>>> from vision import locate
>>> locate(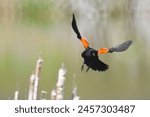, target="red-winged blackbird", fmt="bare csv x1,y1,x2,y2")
72,14,133,72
